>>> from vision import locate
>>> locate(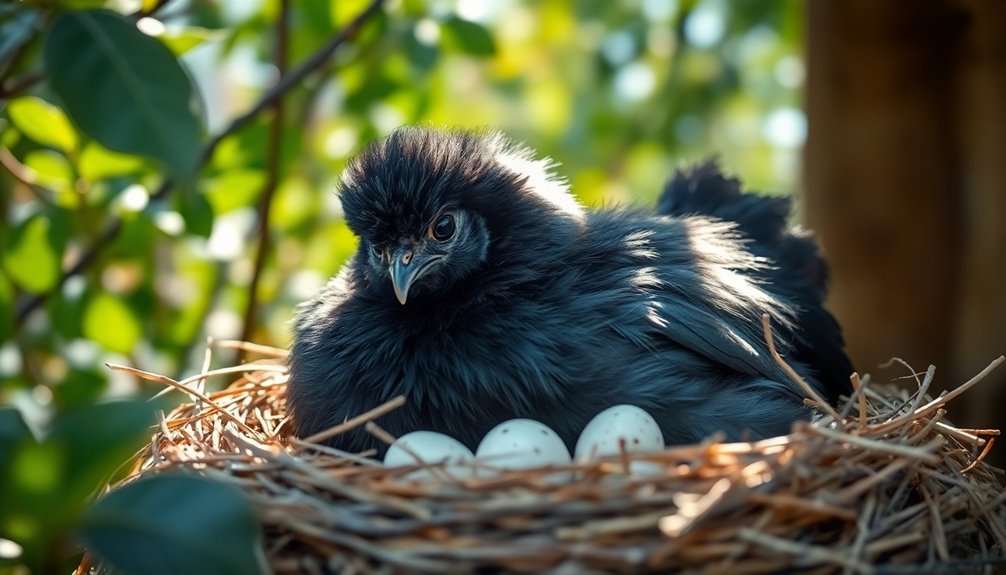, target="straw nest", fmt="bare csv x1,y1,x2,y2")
86,321,1005,574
